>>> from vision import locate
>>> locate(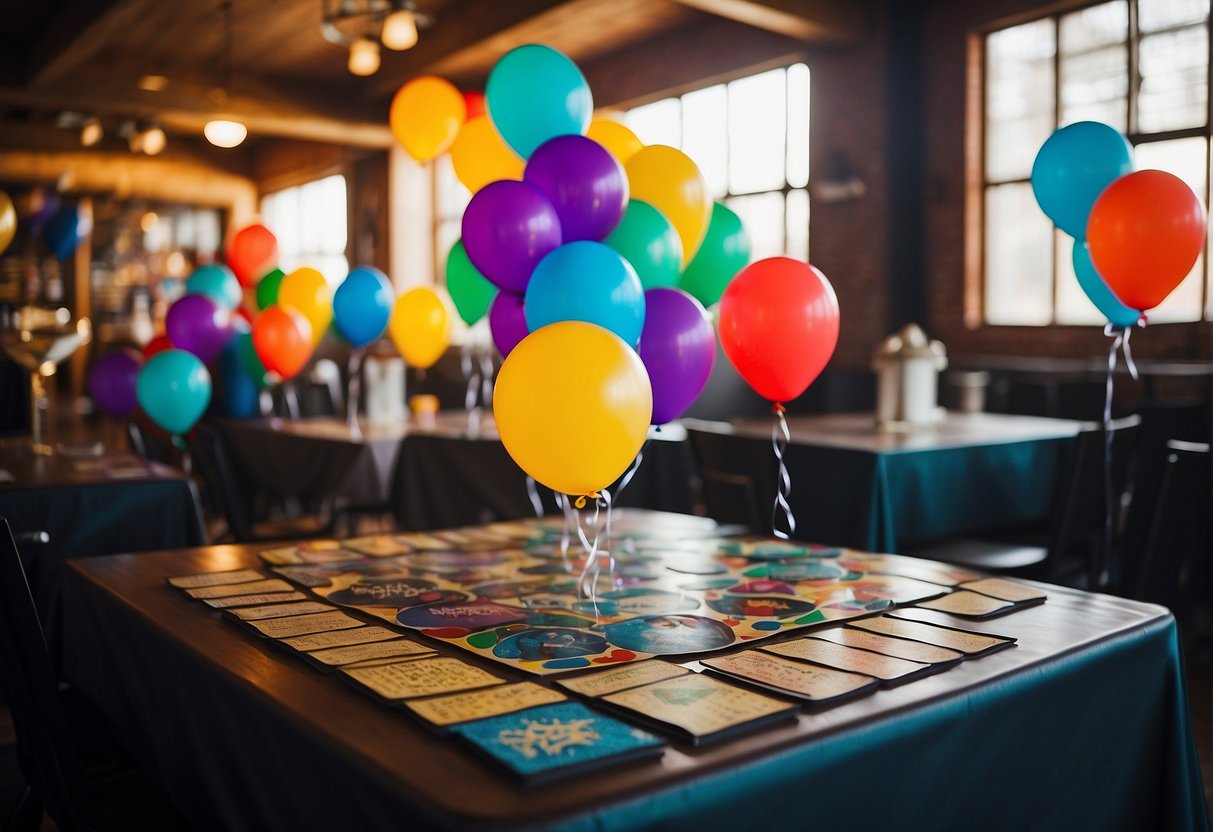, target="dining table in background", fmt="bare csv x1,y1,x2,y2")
709,411,1085,552
59,522,1206,831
